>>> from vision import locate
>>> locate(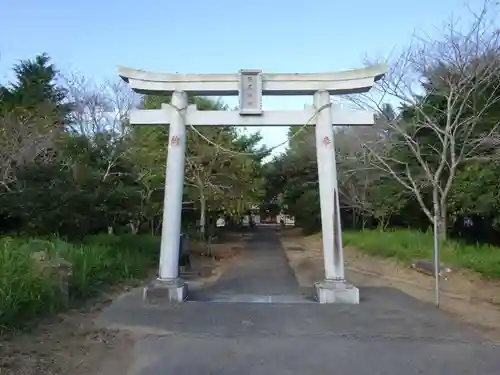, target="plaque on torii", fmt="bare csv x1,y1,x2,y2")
118,65,386,304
